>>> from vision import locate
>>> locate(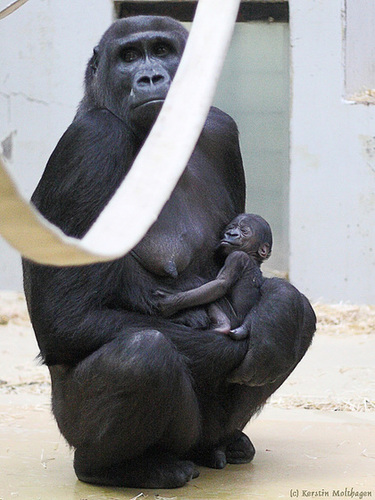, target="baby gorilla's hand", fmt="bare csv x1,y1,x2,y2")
154,290,182,317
